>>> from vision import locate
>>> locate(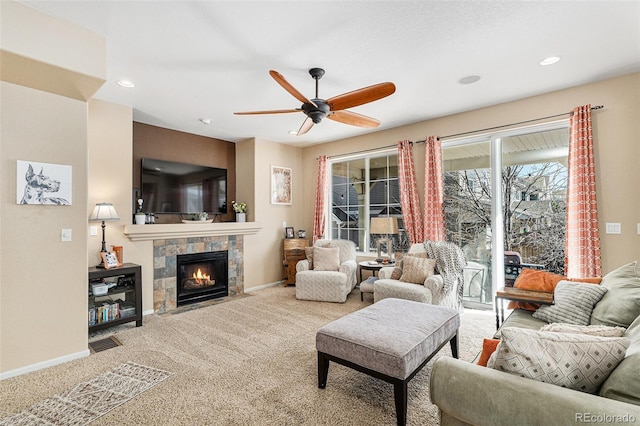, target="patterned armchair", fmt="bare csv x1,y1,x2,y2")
295,239,357,303
375,241,466,310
